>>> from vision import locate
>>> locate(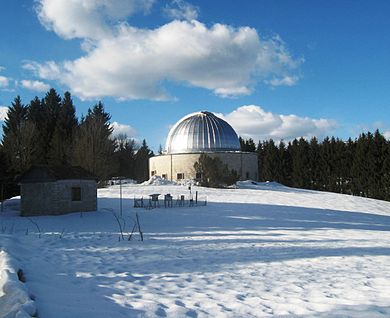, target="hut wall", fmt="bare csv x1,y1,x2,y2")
21,179,97,216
